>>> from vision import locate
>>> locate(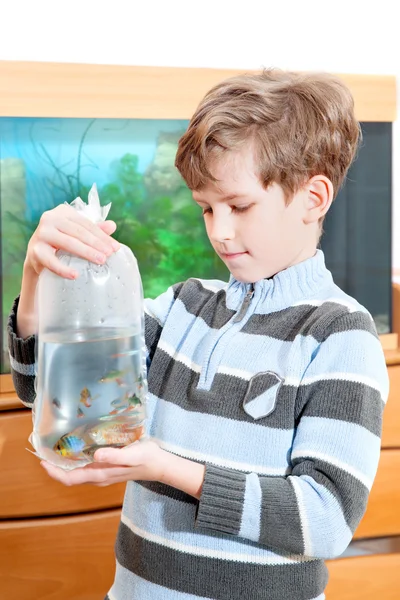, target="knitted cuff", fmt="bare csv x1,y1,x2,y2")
196,464,246,536
7,296,36,365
